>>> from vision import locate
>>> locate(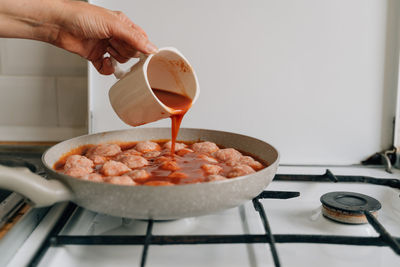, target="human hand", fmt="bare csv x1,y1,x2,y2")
51,1,157,75
0,0,157,75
